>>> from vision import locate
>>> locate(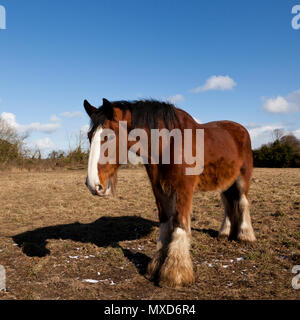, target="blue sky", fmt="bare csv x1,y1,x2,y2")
0,0,300,154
